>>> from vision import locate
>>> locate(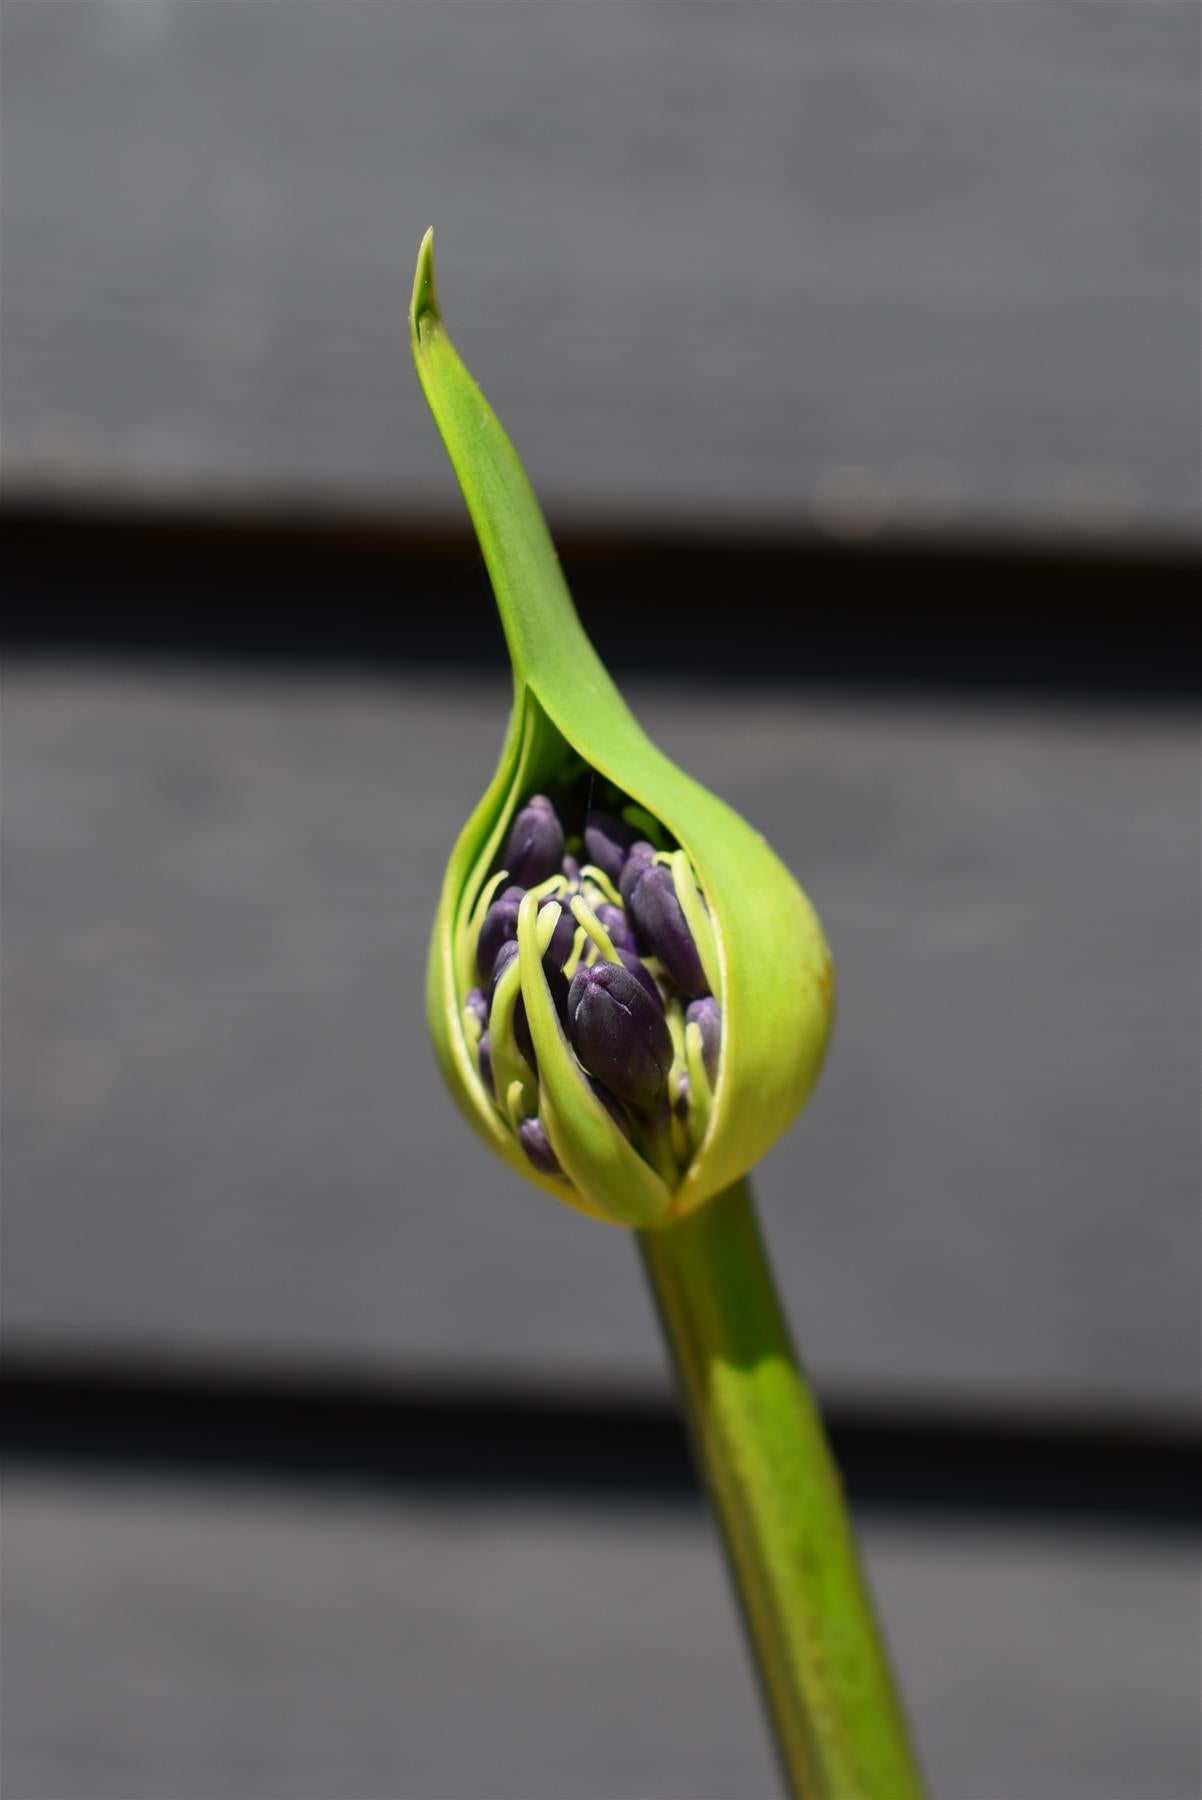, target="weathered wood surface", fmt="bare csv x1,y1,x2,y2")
5,664,1197,1408
2,3,1198,537
6,1474,1198,1799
